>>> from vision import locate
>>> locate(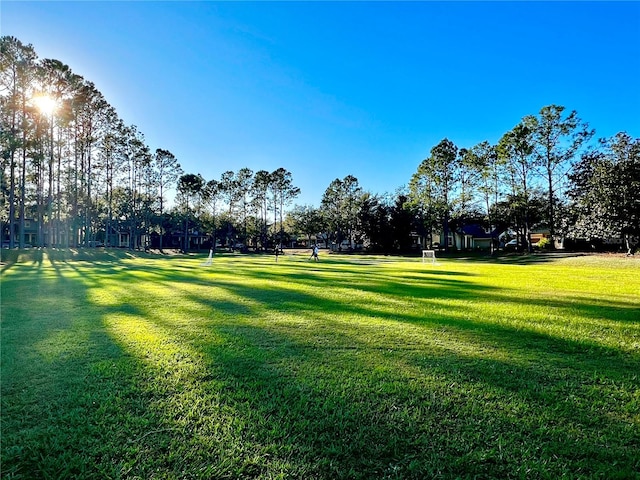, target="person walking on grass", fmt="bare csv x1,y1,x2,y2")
309,244,319,262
